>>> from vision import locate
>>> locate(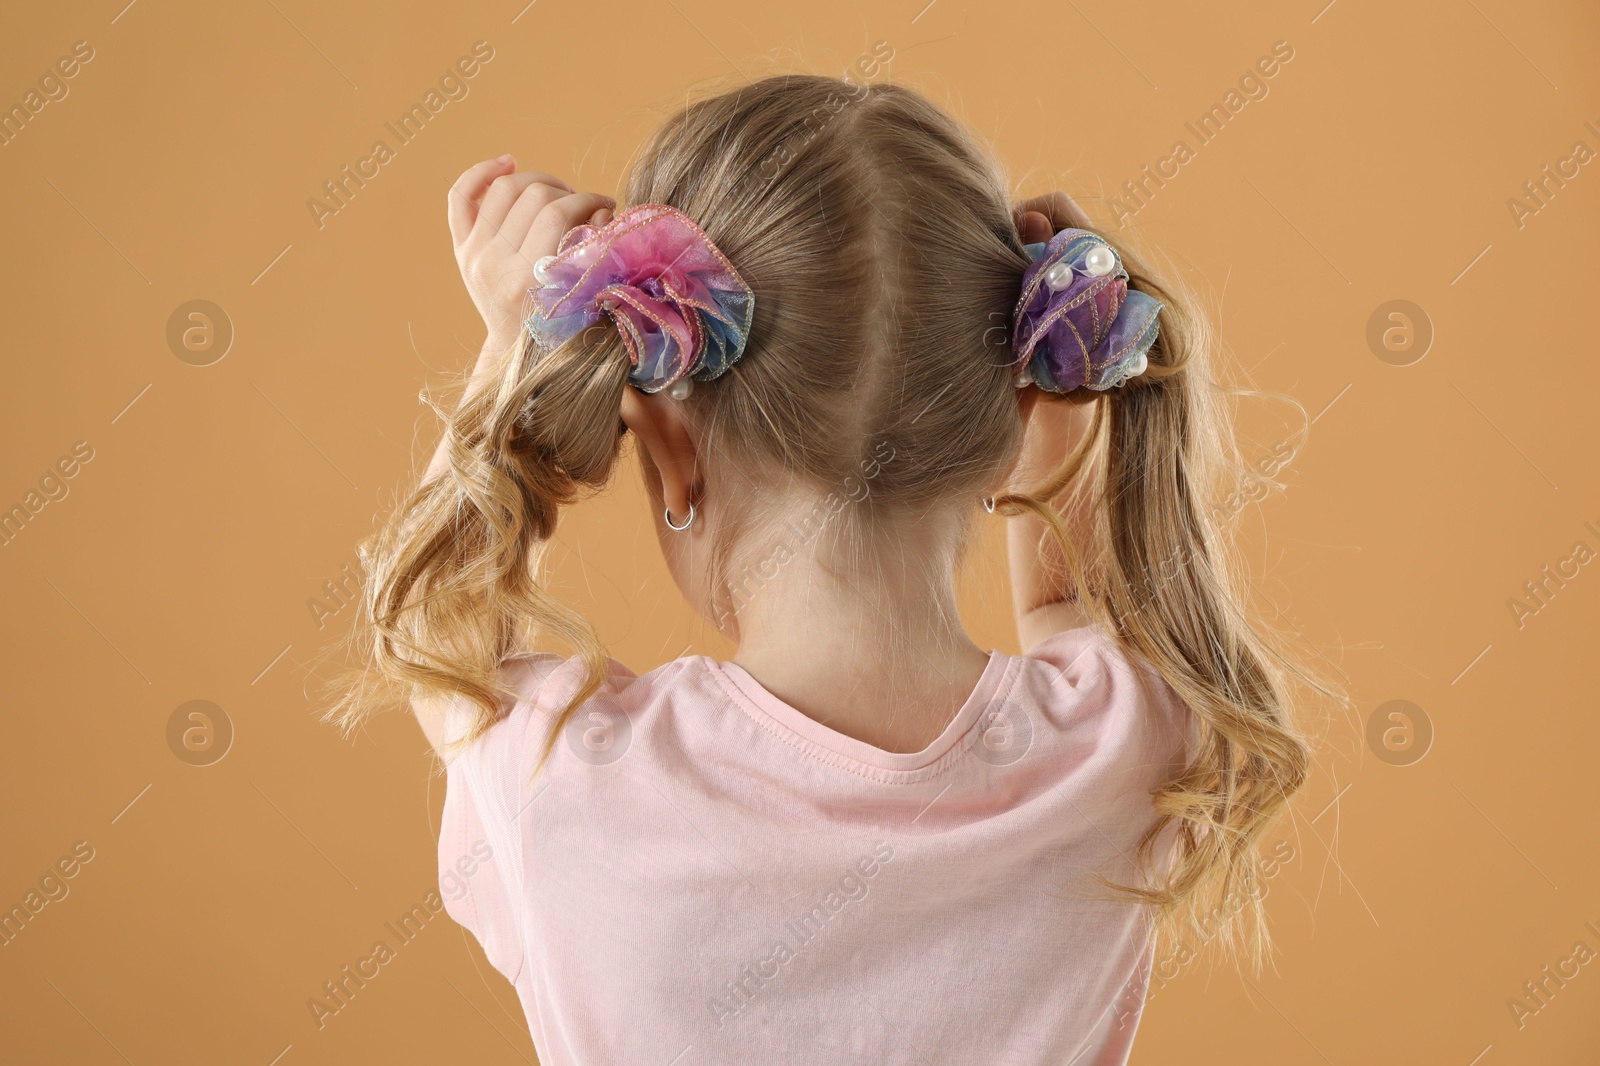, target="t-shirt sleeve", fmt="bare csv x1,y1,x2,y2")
436,653,574,983
1025,622,1199,771
1024,623,1199,905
